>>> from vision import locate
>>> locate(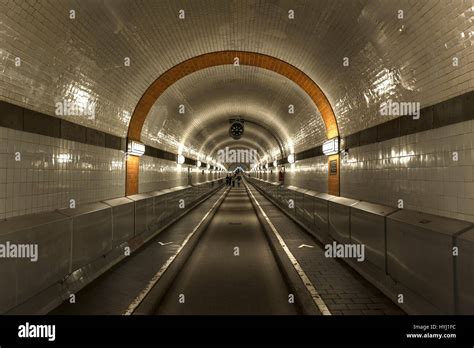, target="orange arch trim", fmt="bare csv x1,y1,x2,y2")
126,51,340,196
128,51,338,140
